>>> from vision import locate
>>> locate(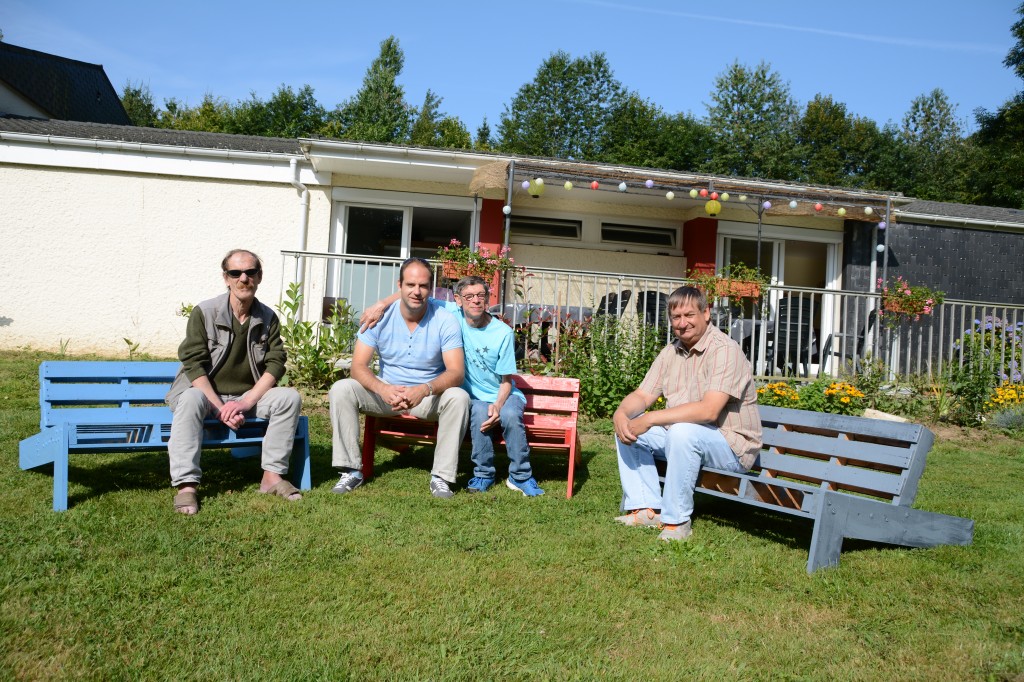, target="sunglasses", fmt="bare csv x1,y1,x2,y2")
224,268,261,279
